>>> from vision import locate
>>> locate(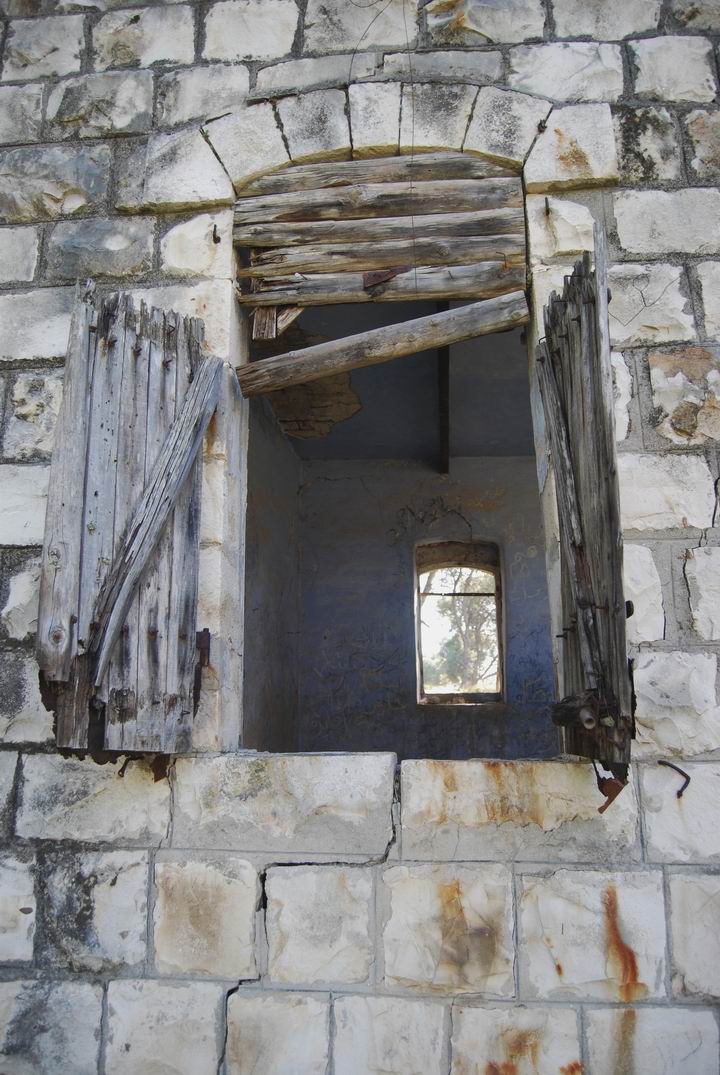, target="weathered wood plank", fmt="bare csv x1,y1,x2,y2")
252,306,278,339
237,261,526,307
238,291,529,397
